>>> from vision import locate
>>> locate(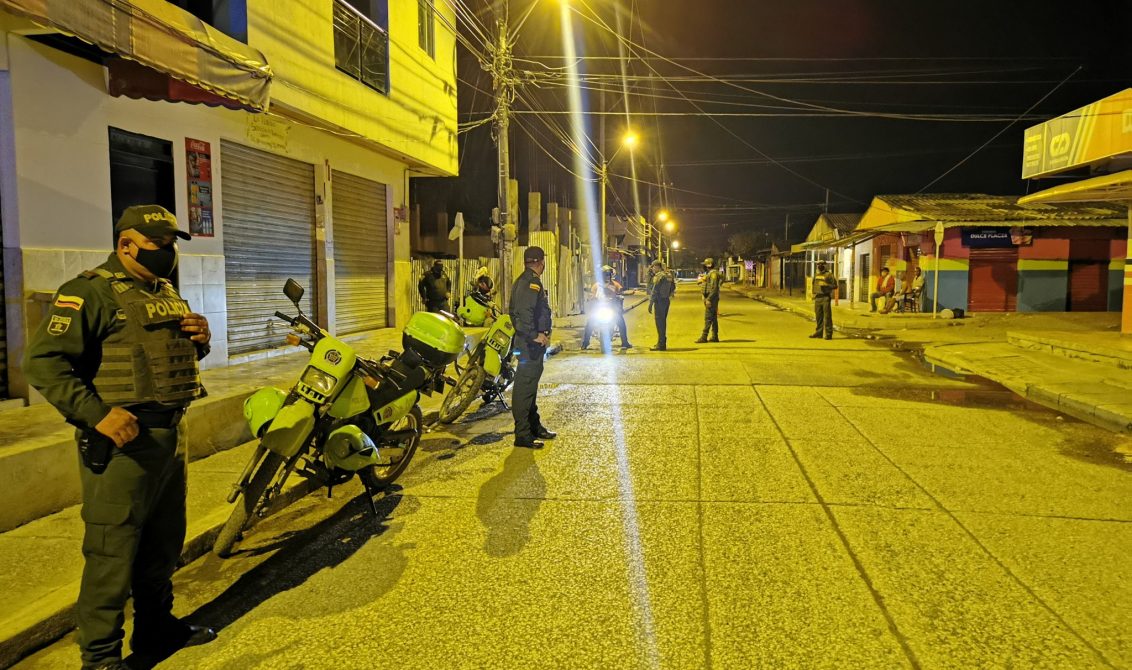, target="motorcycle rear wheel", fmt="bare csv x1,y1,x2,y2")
360,406,423,488
438,364,486,423
214,451,285,558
